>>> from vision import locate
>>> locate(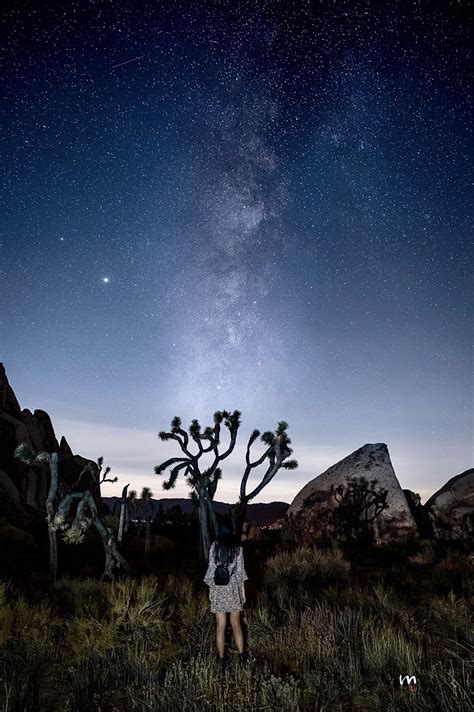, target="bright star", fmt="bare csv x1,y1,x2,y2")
102,277,109,283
